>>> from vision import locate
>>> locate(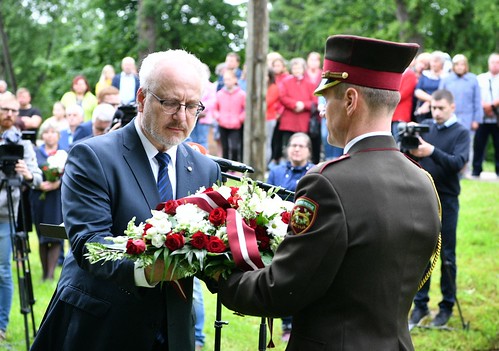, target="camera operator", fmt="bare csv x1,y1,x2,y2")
0,93,42,341
408,89,470,329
